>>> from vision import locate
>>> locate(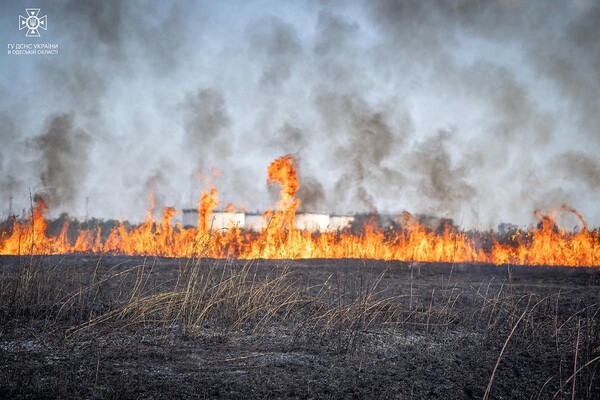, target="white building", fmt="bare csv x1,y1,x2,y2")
181,208,356,232
181,209,245,230
245,213,268,231
211,211,245,231
294,213,330,232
